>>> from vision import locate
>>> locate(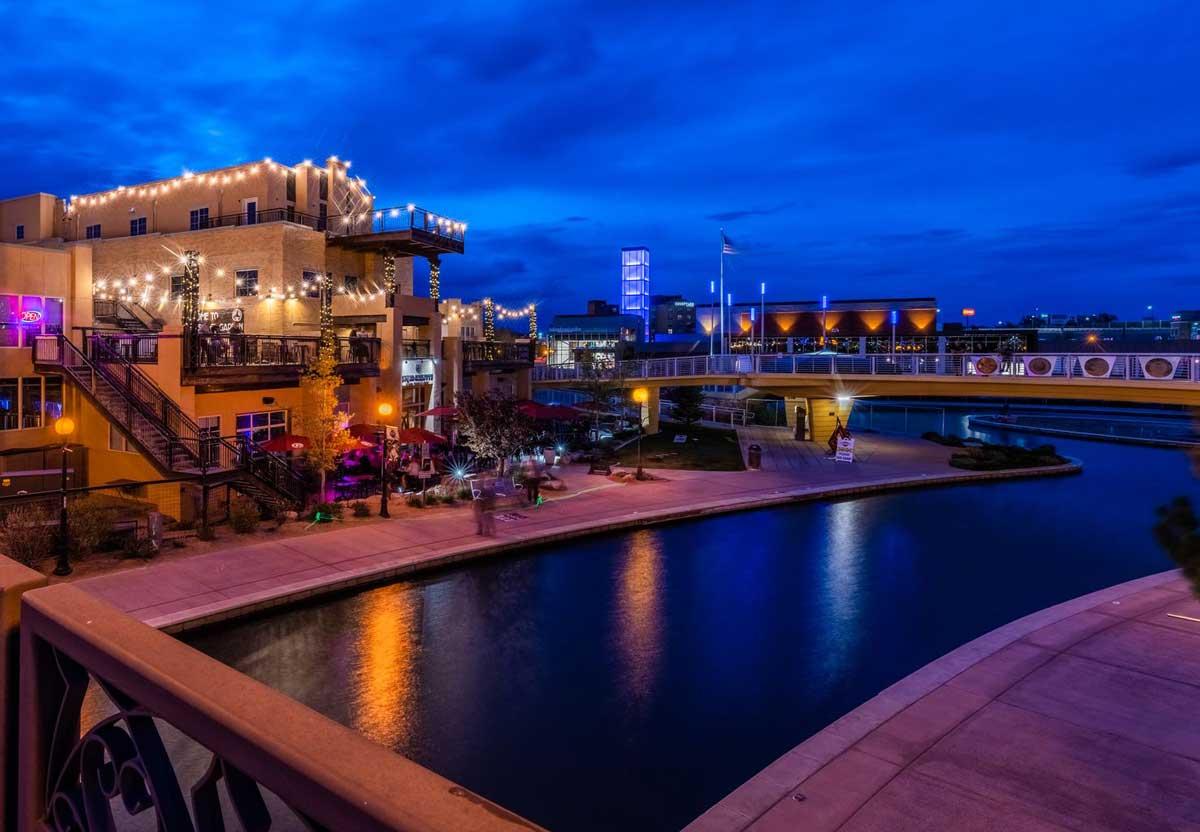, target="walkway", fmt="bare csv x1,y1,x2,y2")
71,433,1075,631
686,569,1198,832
